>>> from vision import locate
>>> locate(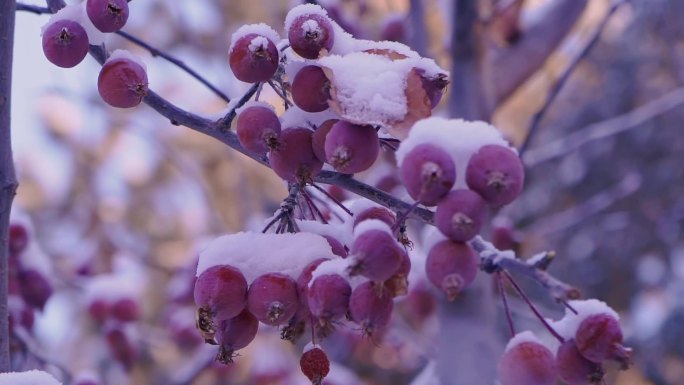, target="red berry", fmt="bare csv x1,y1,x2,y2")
556,339,604,385
194,265,248,329
269,128,323,183
575,313,628,365
111,297,139,323
215,309,259,364
8,224,29,256
247,273,299,326
288,11,335,59
434,189,487,242
466,145,524,207
291,66,331,113
425,240,478,300
98,56,148,108
324,121,379,174
229,31,279,83
300,346,330,385
350,229,403,282
236,105,281,154
399,143,456,206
